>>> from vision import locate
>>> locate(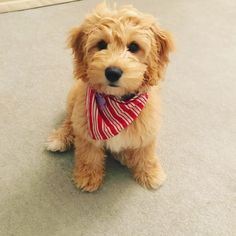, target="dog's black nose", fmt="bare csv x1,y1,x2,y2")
105,67,123,83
